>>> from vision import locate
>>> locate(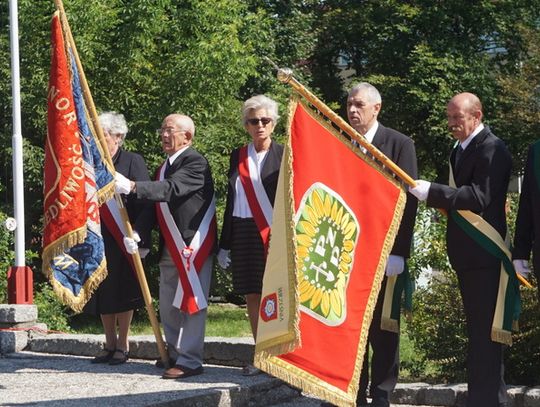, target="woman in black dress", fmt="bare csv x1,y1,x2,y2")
217,95,283,375
84,112,151,365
